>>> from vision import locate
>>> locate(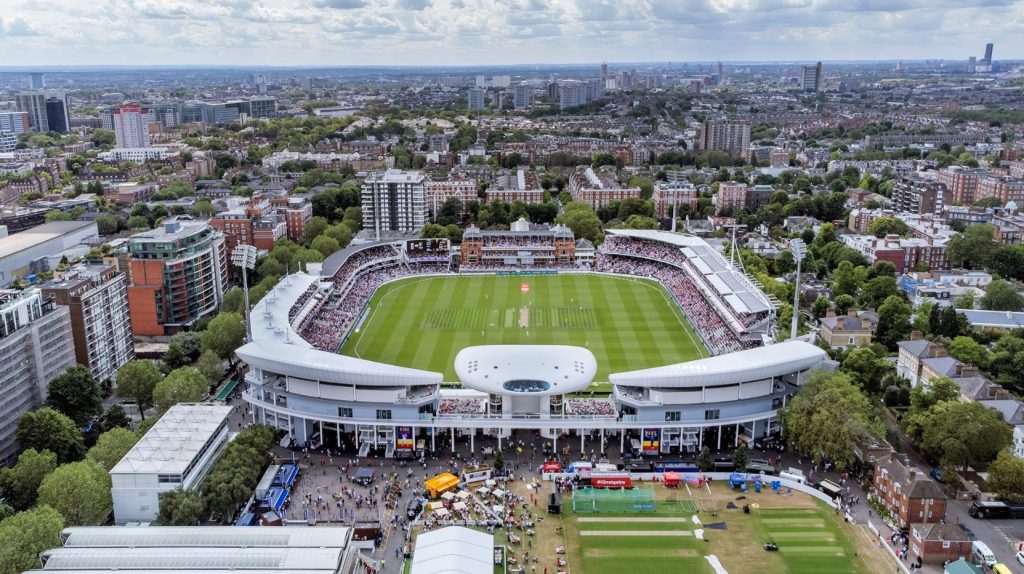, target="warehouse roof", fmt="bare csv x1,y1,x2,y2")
109,404,232,476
